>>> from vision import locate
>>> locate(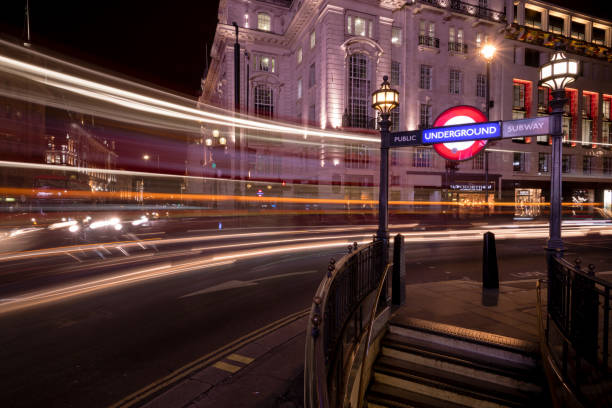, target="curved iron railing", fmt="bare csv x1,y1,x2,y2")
304,239,387,408
538,257,612,407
